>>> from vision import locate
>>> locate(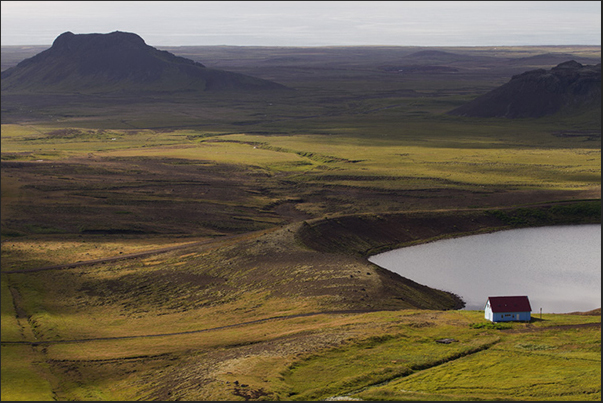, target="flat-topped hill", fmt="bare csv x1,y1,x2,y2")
0,31,289,94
